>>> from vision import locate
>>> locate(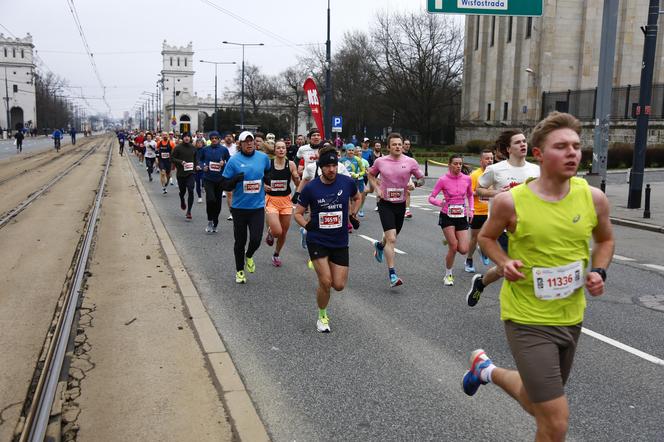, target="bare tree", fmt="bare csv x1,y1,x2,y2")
35,71,72,130
273,65,308,136
228,63,275,115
